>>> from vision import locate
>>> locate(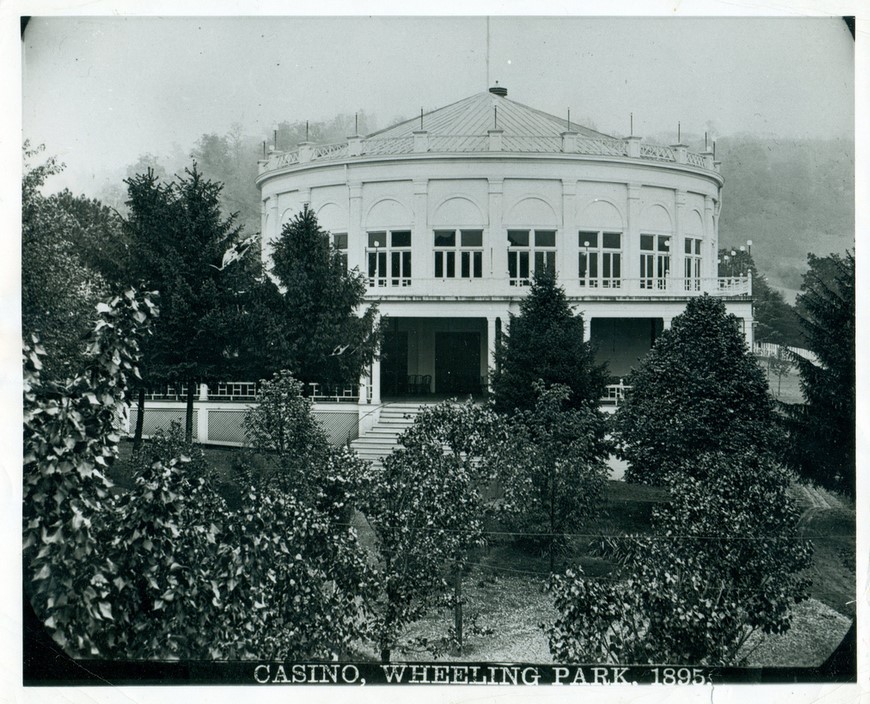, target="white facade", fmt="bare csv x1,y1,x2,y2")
256,88,752,405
